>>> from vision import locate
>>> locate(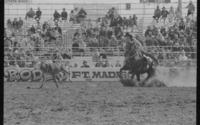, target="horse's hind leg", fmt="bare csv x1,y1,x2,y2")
144,68,155,83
